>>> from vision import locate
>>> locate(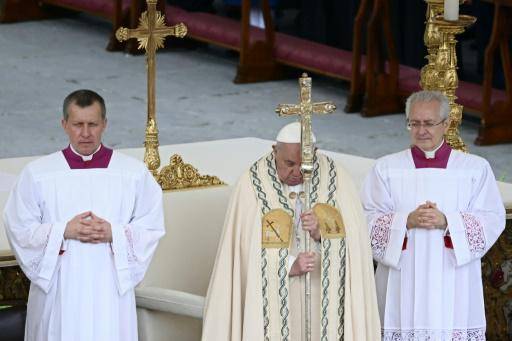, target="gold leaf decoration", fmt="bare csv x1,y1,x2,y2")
158,155,225,191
